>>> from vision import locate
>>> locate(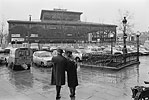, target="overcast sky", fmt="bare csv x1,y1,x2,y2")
0,0,149,32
